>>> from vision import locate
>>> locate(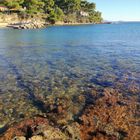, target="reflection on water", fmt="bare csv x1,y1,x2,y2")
0,23,140,138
